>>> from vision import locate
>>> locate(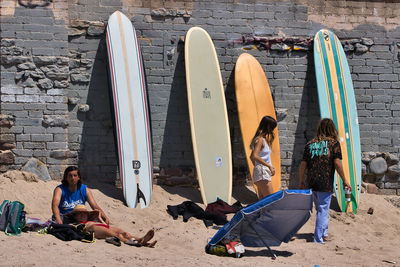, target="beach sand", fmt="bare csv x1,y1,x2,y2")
0,173,399,267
